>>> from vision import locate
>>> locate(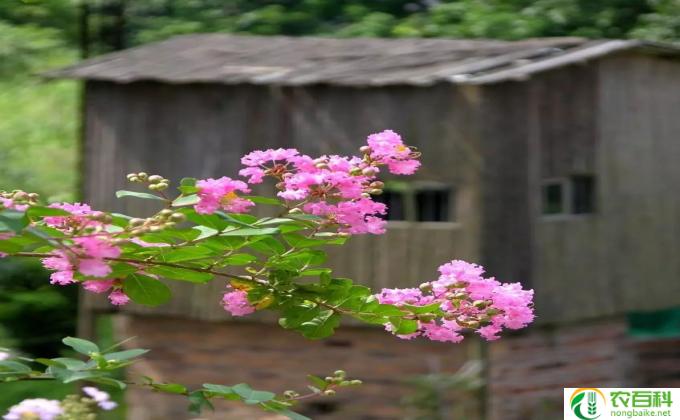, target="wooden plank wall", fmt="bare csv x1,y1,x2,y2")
531,55,680,322
81,82,484,320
